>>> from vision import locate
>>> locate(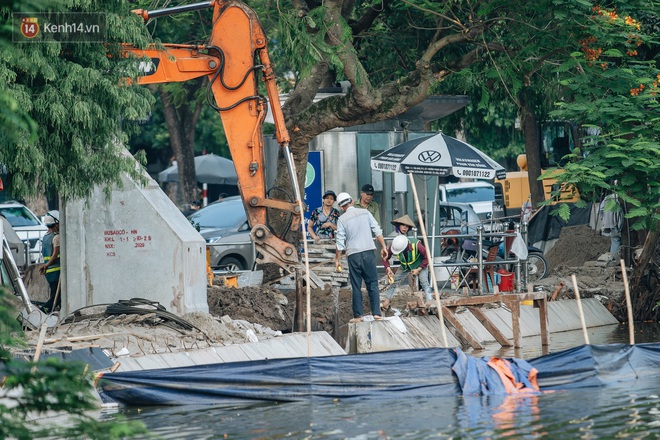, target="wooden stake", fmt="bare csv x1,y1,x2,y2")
290,153,312,356
33,323,48,362
49,276,62,317
31,323,49,373
620,259,635,345
44,332,127,344
409,173,448,348
570,274,590,345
